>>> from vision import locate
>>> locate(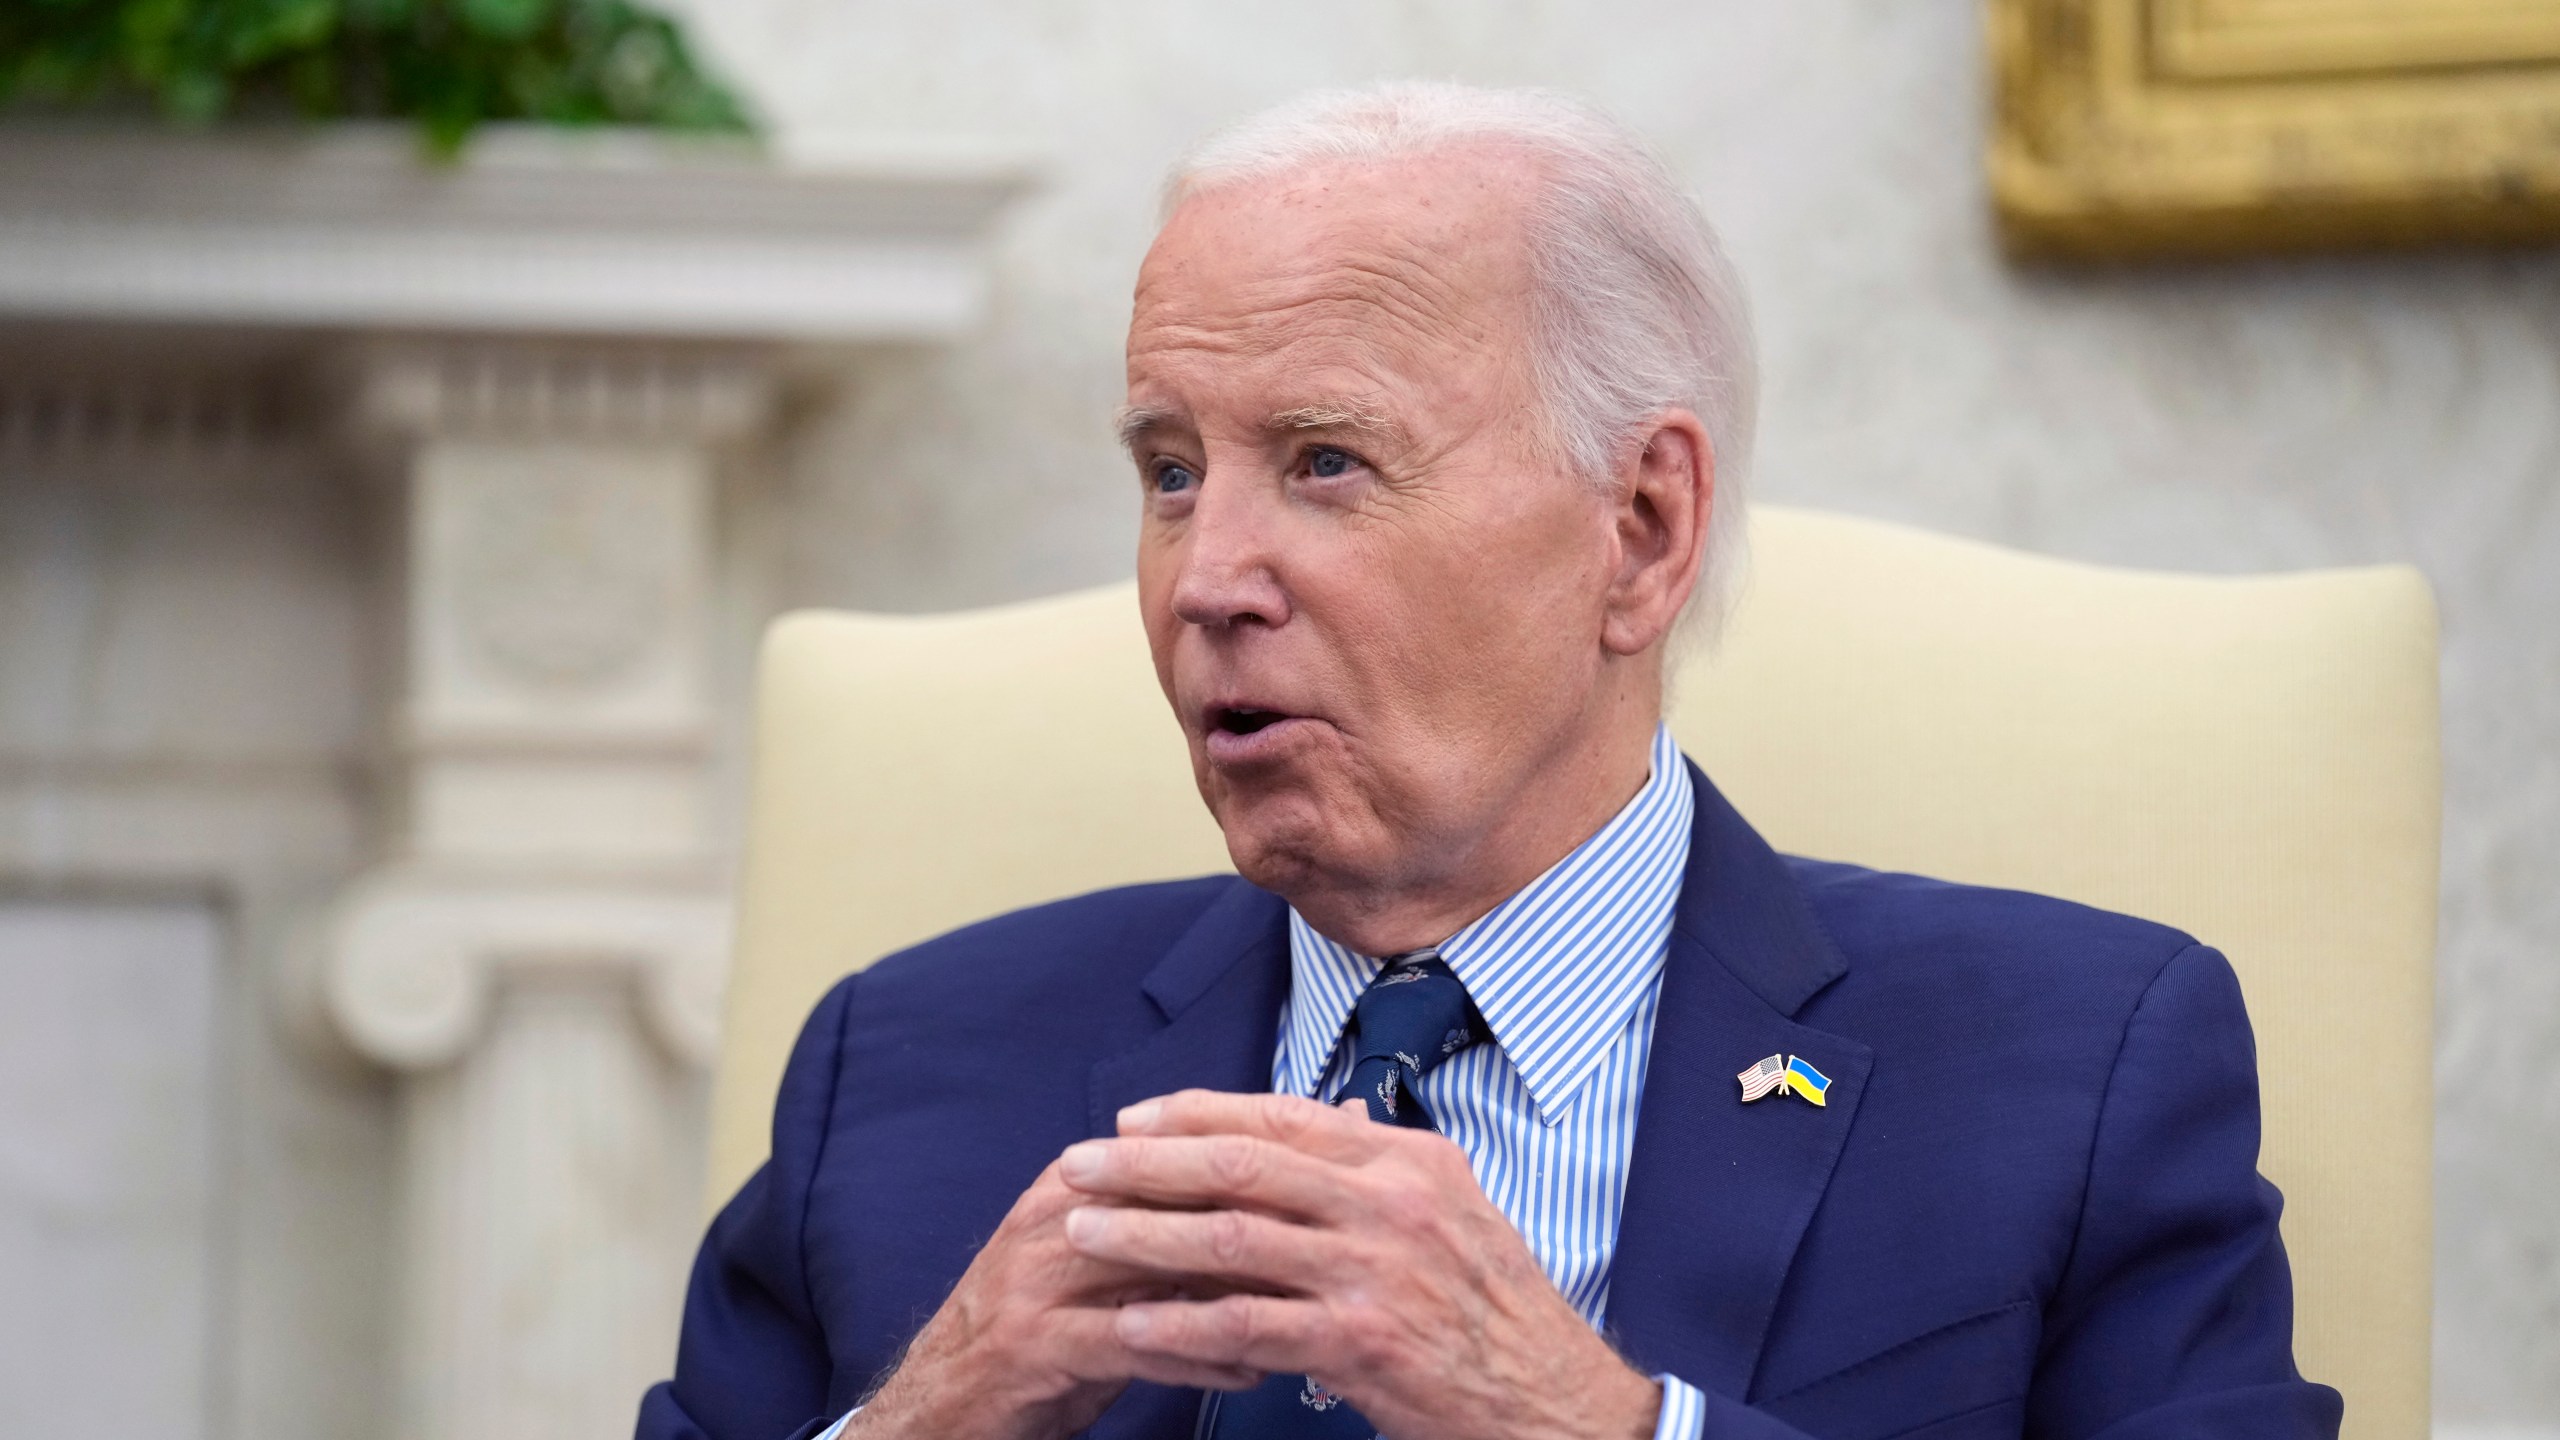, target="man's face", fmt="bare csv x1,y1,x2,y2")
1125,149,1626,907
